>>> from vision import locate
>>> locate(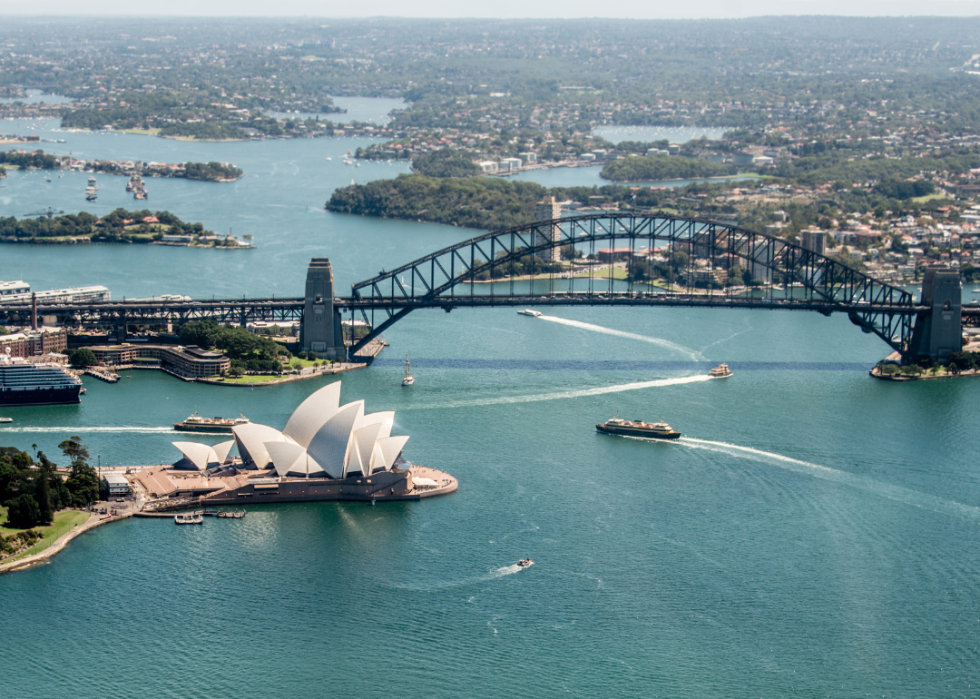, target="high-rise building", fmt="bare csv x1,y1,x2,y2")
801,230,827,256
534,197,562,263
